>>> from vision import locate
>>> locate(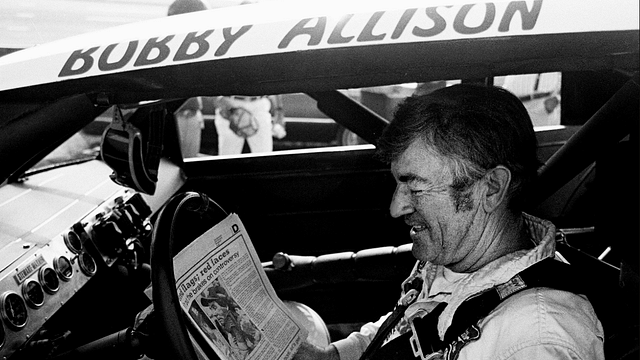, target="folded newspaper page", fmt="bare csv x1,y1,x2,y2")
173,213,307,360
